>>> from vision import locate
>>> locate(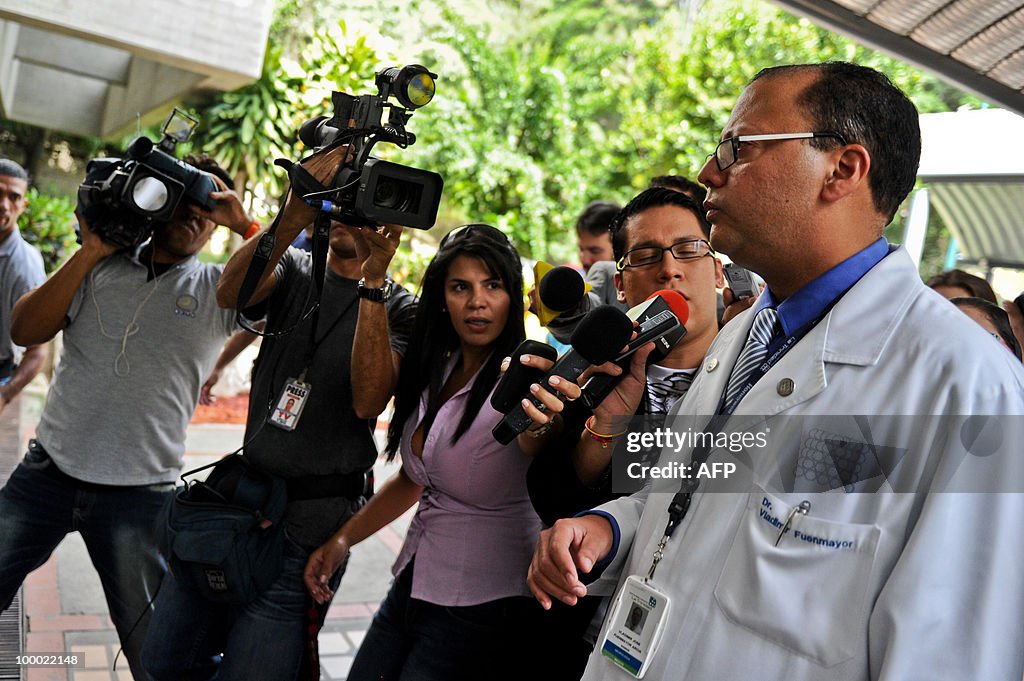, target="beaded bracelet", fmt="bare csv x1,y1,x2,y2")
584,415,627,448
